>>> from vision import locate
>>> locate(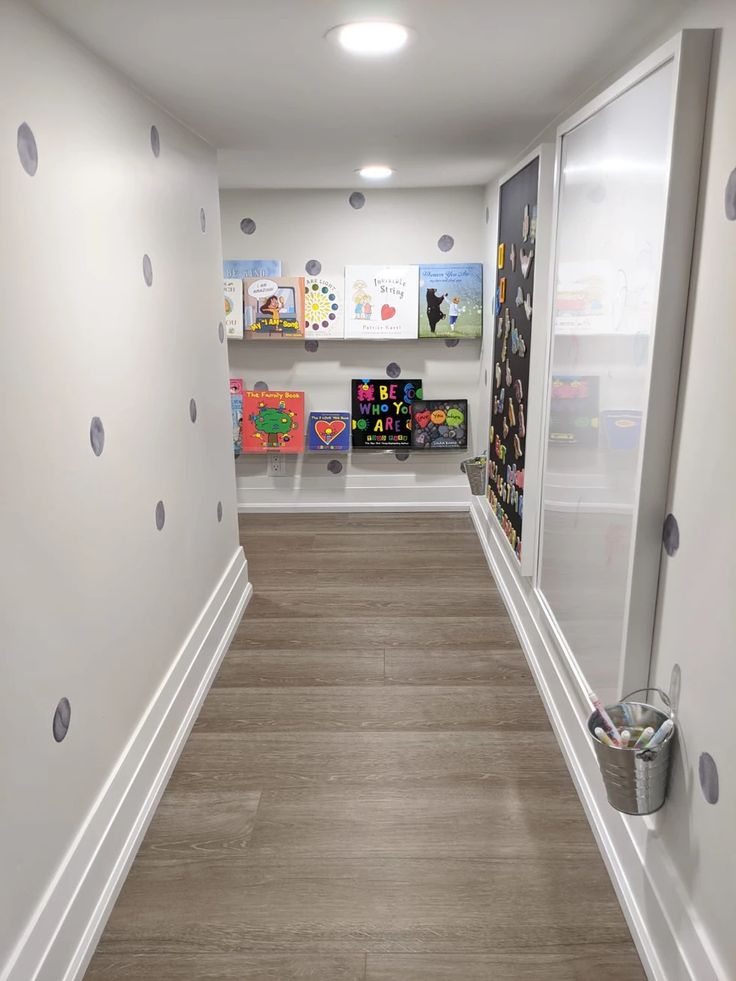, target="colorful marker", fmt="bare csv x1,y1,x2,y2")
594,726,615,748
588,691,622,745
645,719,674,750
620,730,631,748
633,726,654,749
